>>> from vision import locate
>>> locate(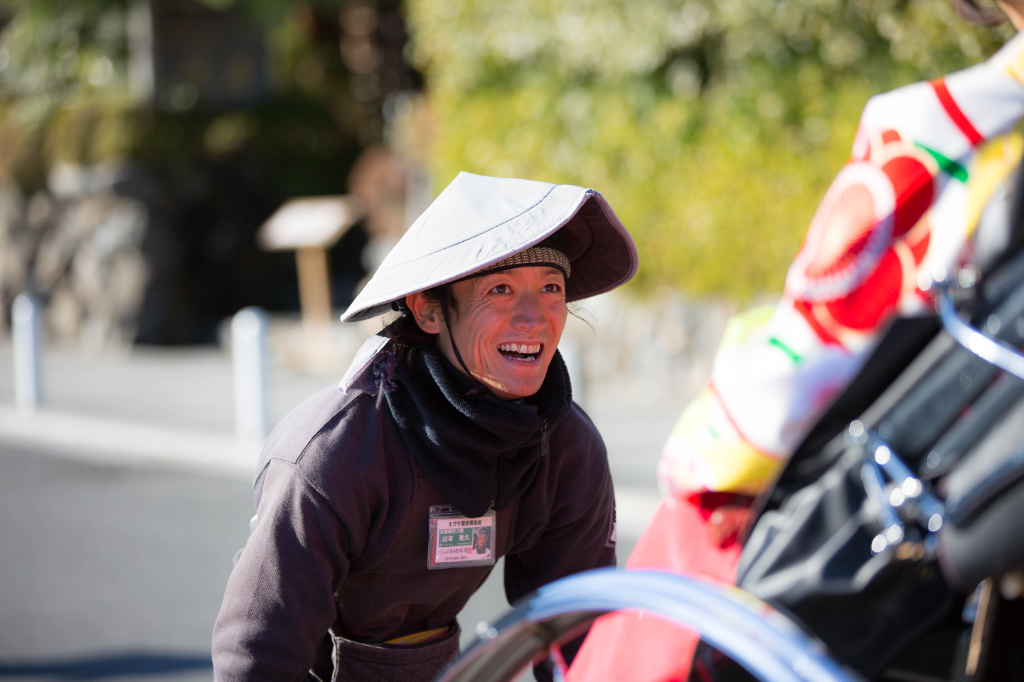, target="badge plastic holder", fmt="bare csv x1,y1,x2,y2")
427,505,496,570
